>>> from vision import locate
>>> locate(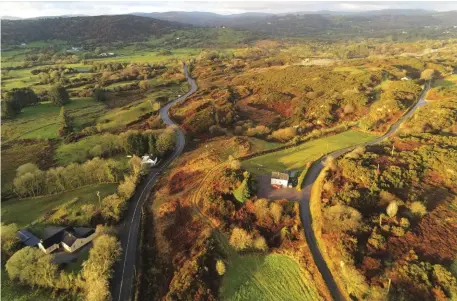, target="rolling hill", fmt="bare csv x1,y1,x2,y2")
1,15,189,46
